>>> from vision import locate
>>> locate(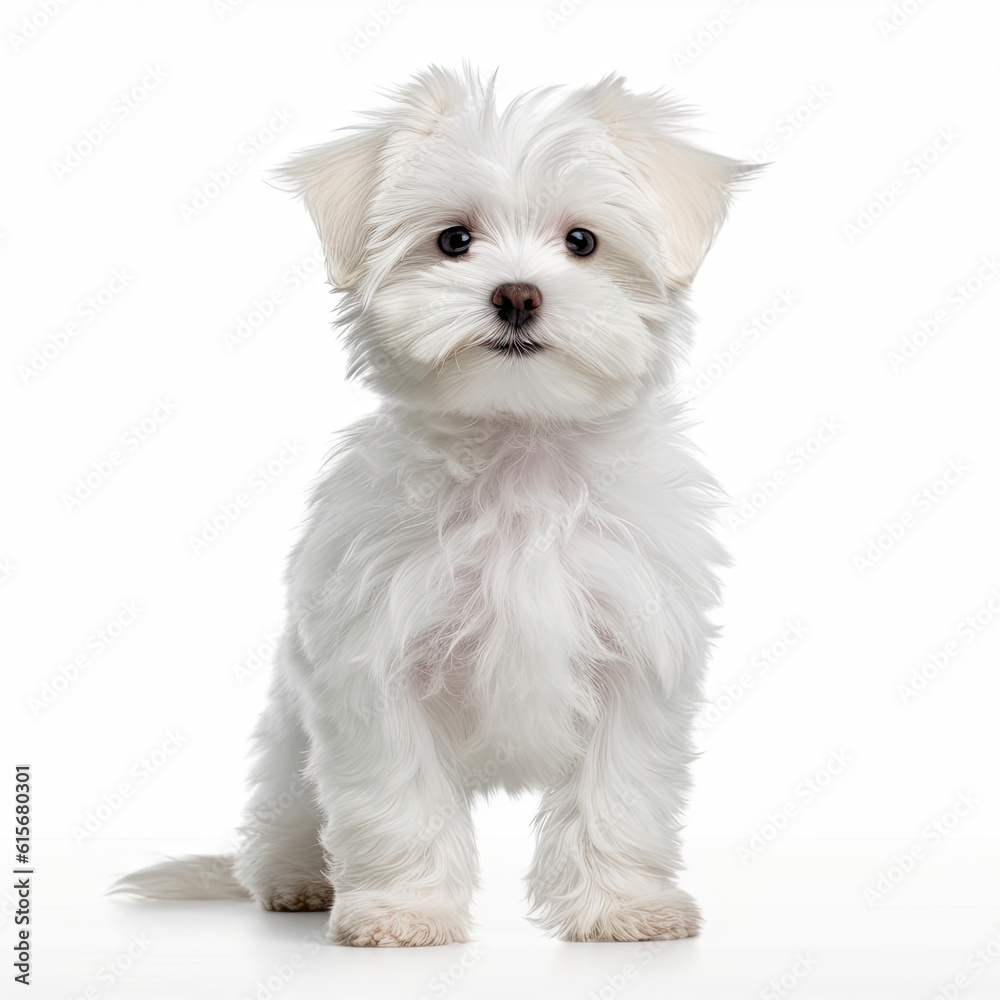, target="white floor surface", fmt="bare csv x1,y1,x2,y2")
21,836,1000,1000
